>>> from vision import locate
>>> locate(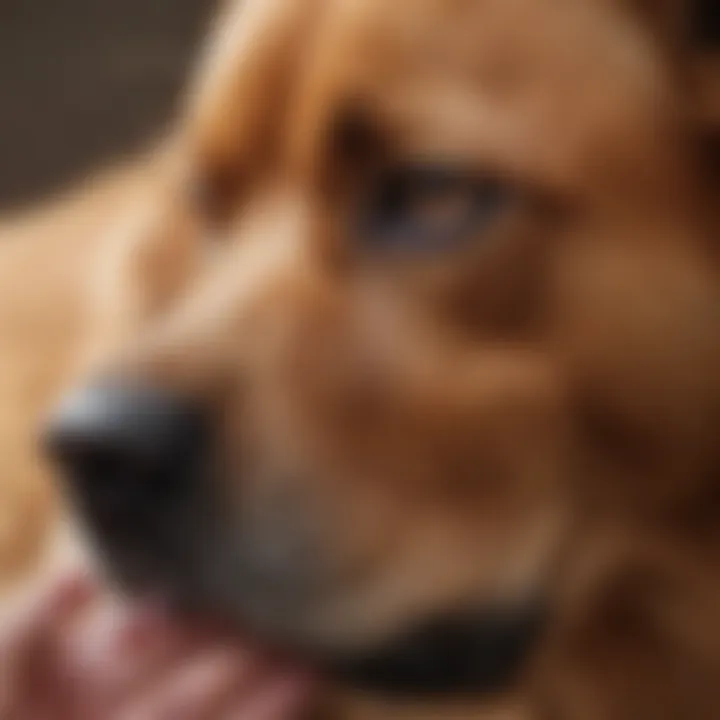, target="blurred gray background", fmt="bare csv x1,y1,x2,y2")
0,0,215,209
